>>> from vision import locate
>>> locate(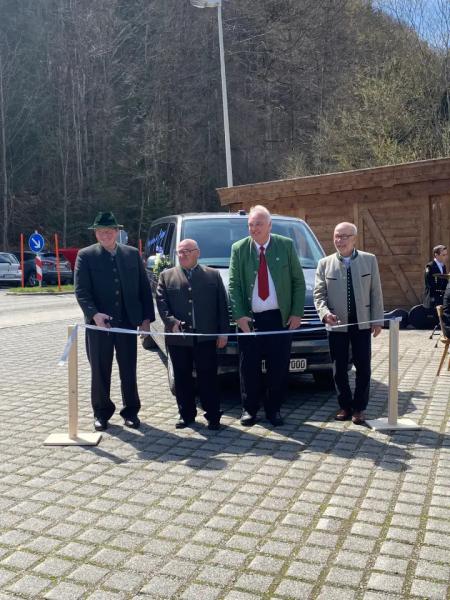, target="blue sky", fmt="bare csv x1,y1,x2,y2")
375,0,450,48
